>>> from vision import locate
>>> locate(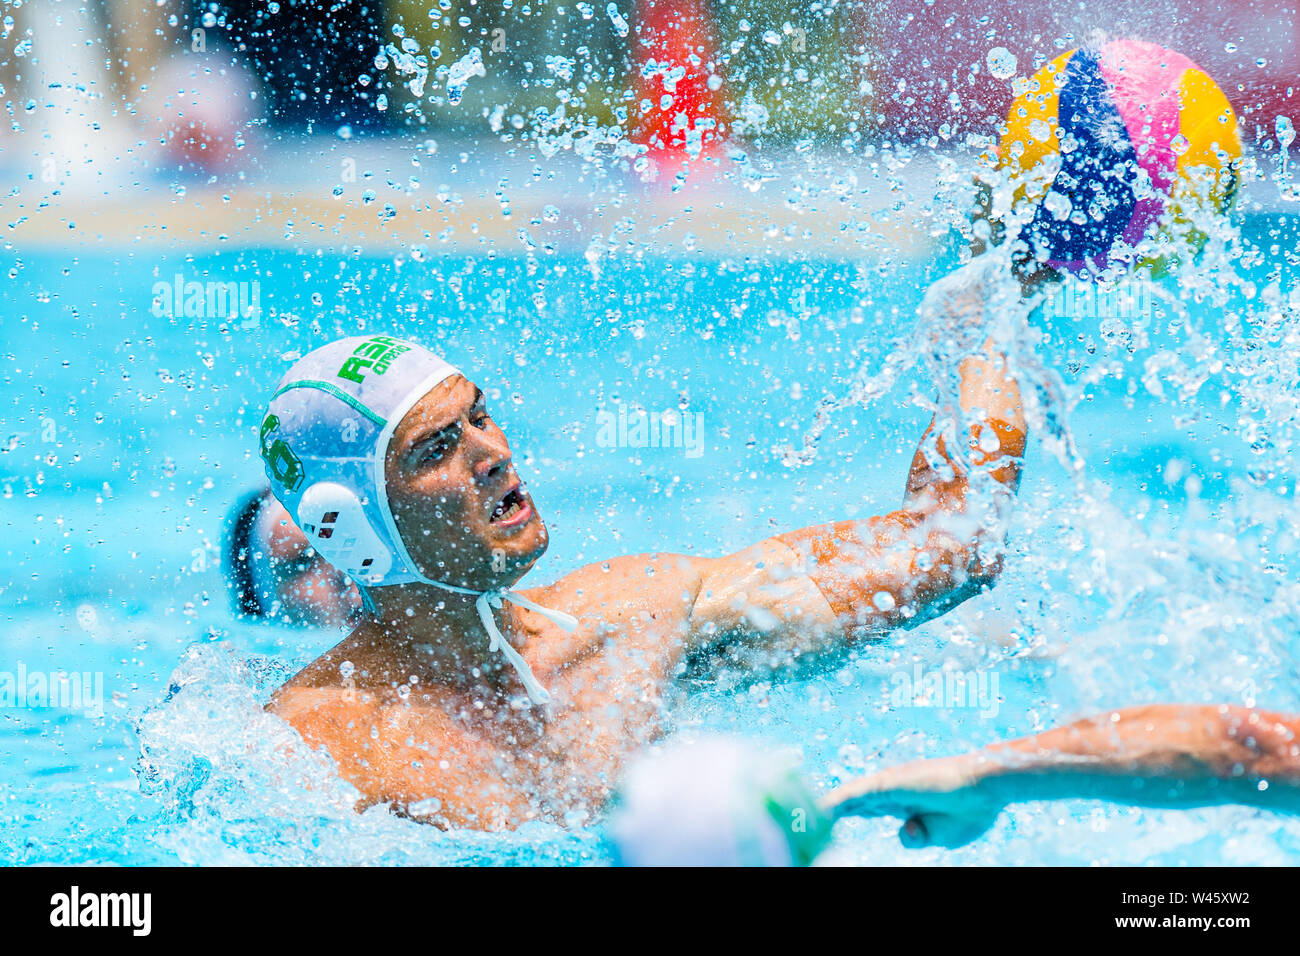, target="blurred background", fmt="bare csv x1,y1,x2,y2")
0,0,1295,199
